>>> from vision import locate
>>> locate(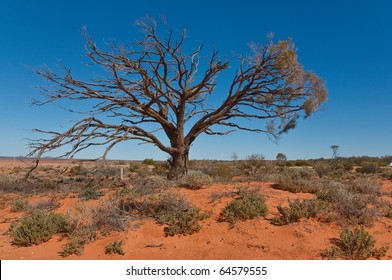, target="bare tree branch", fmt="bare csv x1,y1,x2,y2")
27,17,327,179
